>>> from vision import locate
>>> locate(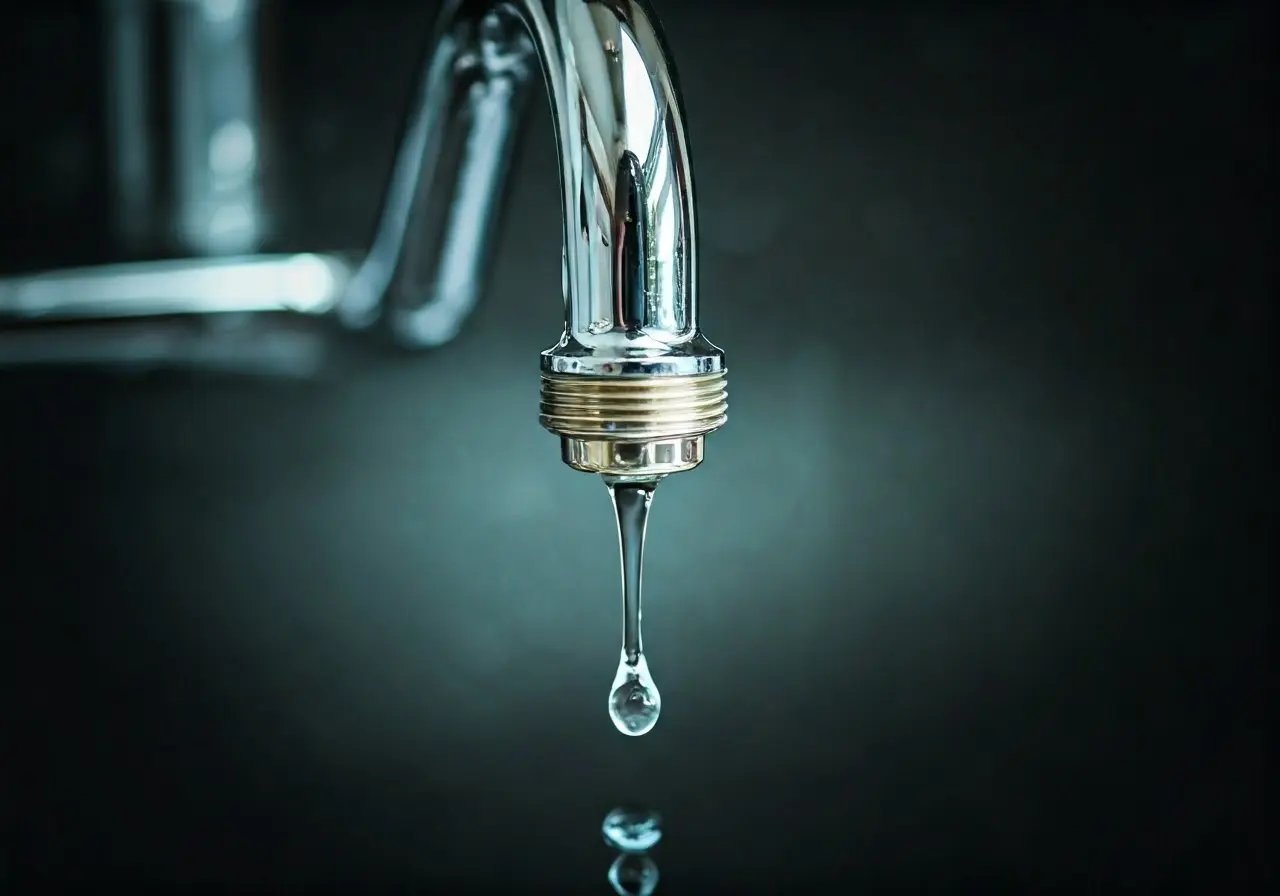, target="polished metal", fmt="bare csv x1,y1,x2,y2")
1,0,728,478
347,0,728,477
103,0,267,255
0,254,346,320
104,0,154,249
167,0,267,255
542,371,726,476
